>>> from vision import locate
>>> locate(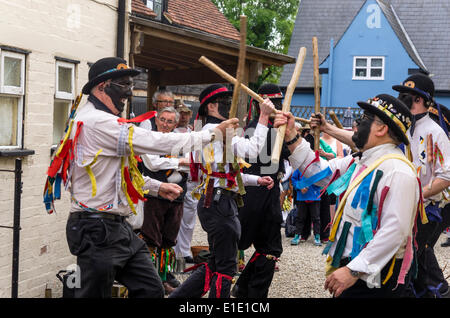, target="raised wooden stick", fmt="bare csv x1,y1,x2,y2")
271,46,307,164
295,117,310,124
199,55,309,123
229,15,247,119
312,37,321,151
328,110,343,129
199,56,264,104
